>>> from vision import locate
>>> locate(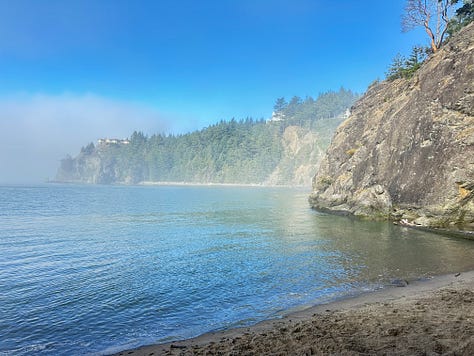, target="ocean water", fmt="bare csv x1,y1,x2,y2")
1,184,474,355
